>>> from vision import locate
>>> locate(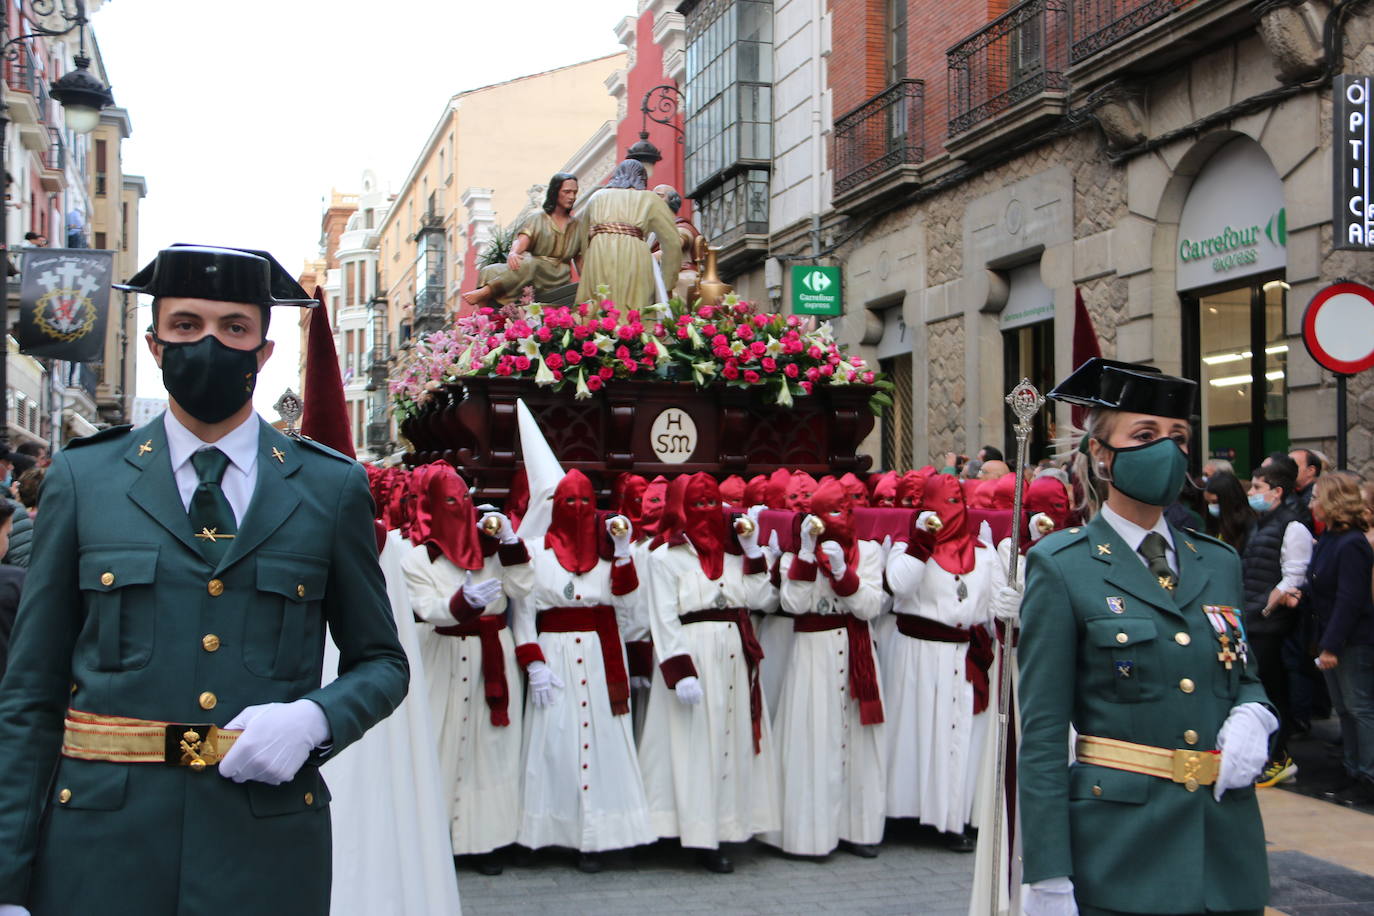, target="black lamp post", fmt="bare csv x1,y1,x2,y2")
0,0,113,445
